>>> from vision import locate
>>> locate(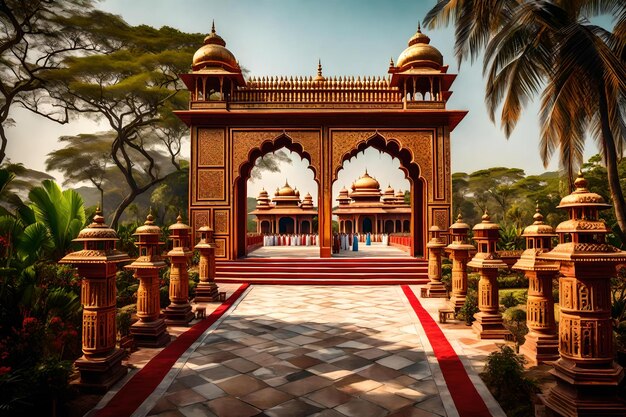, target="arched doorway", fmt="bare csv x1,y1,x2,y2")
362,217,373,234
278,217,295,234
260,220,271,234
332,134,425,256
233,134,320,258
301,220,311,234
345,220,353,233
